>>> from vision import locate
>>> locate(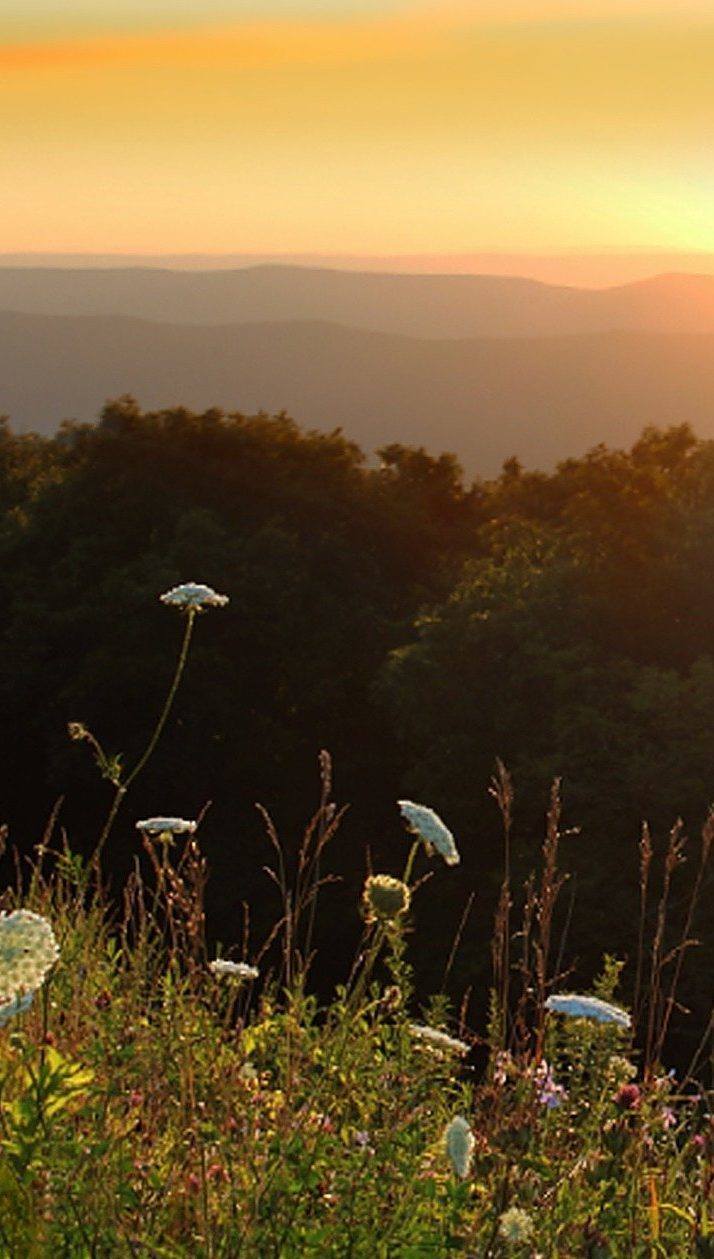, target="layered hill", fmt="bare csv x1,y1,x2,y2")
3,310,714,473
3,266,714,338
